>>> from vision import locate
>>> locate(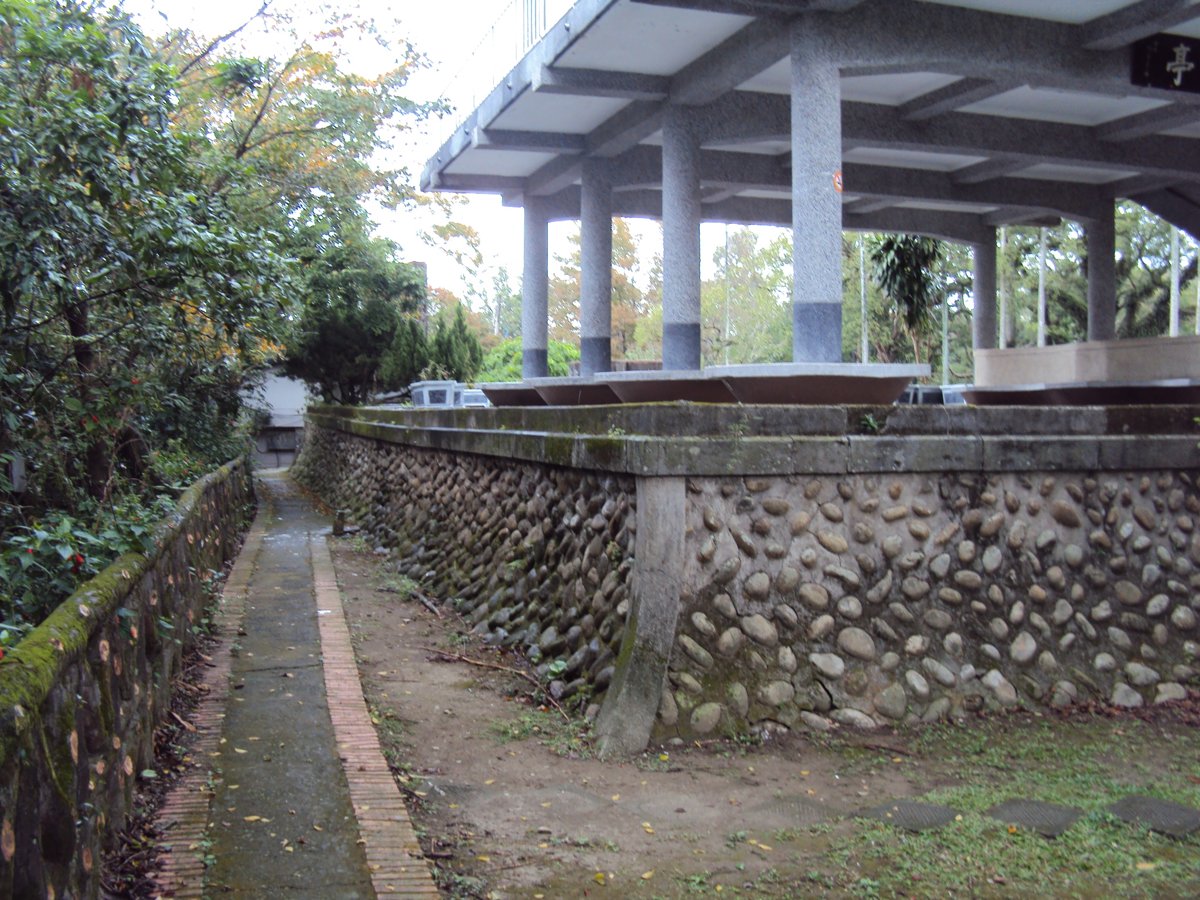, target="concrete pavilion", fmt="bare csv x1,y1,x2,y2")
421,0,1200,401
